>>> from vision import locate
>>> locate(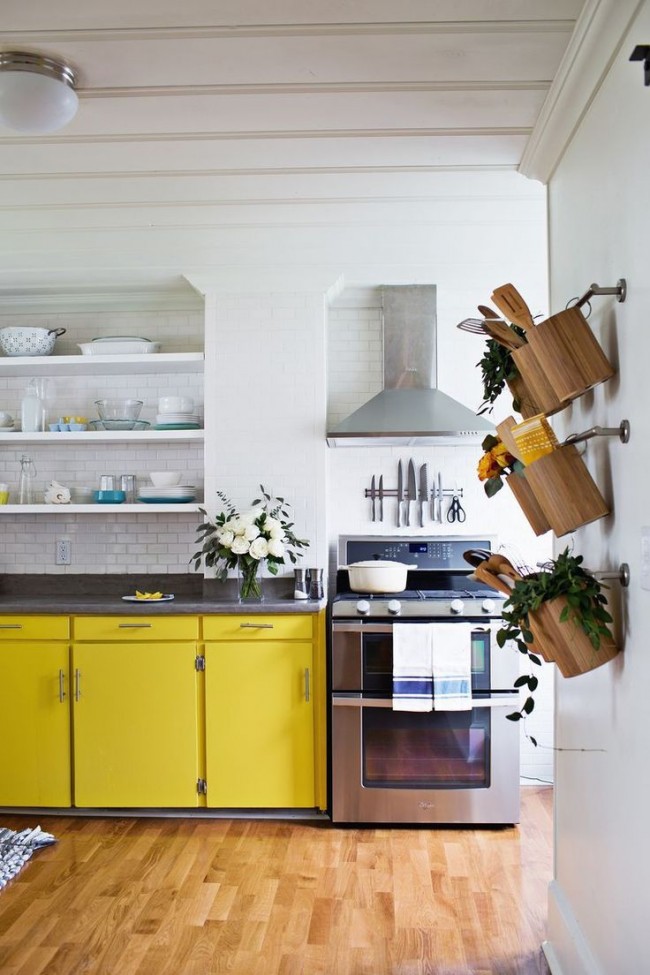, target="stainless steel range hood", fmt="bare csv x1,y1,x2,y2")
326,285,494,446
